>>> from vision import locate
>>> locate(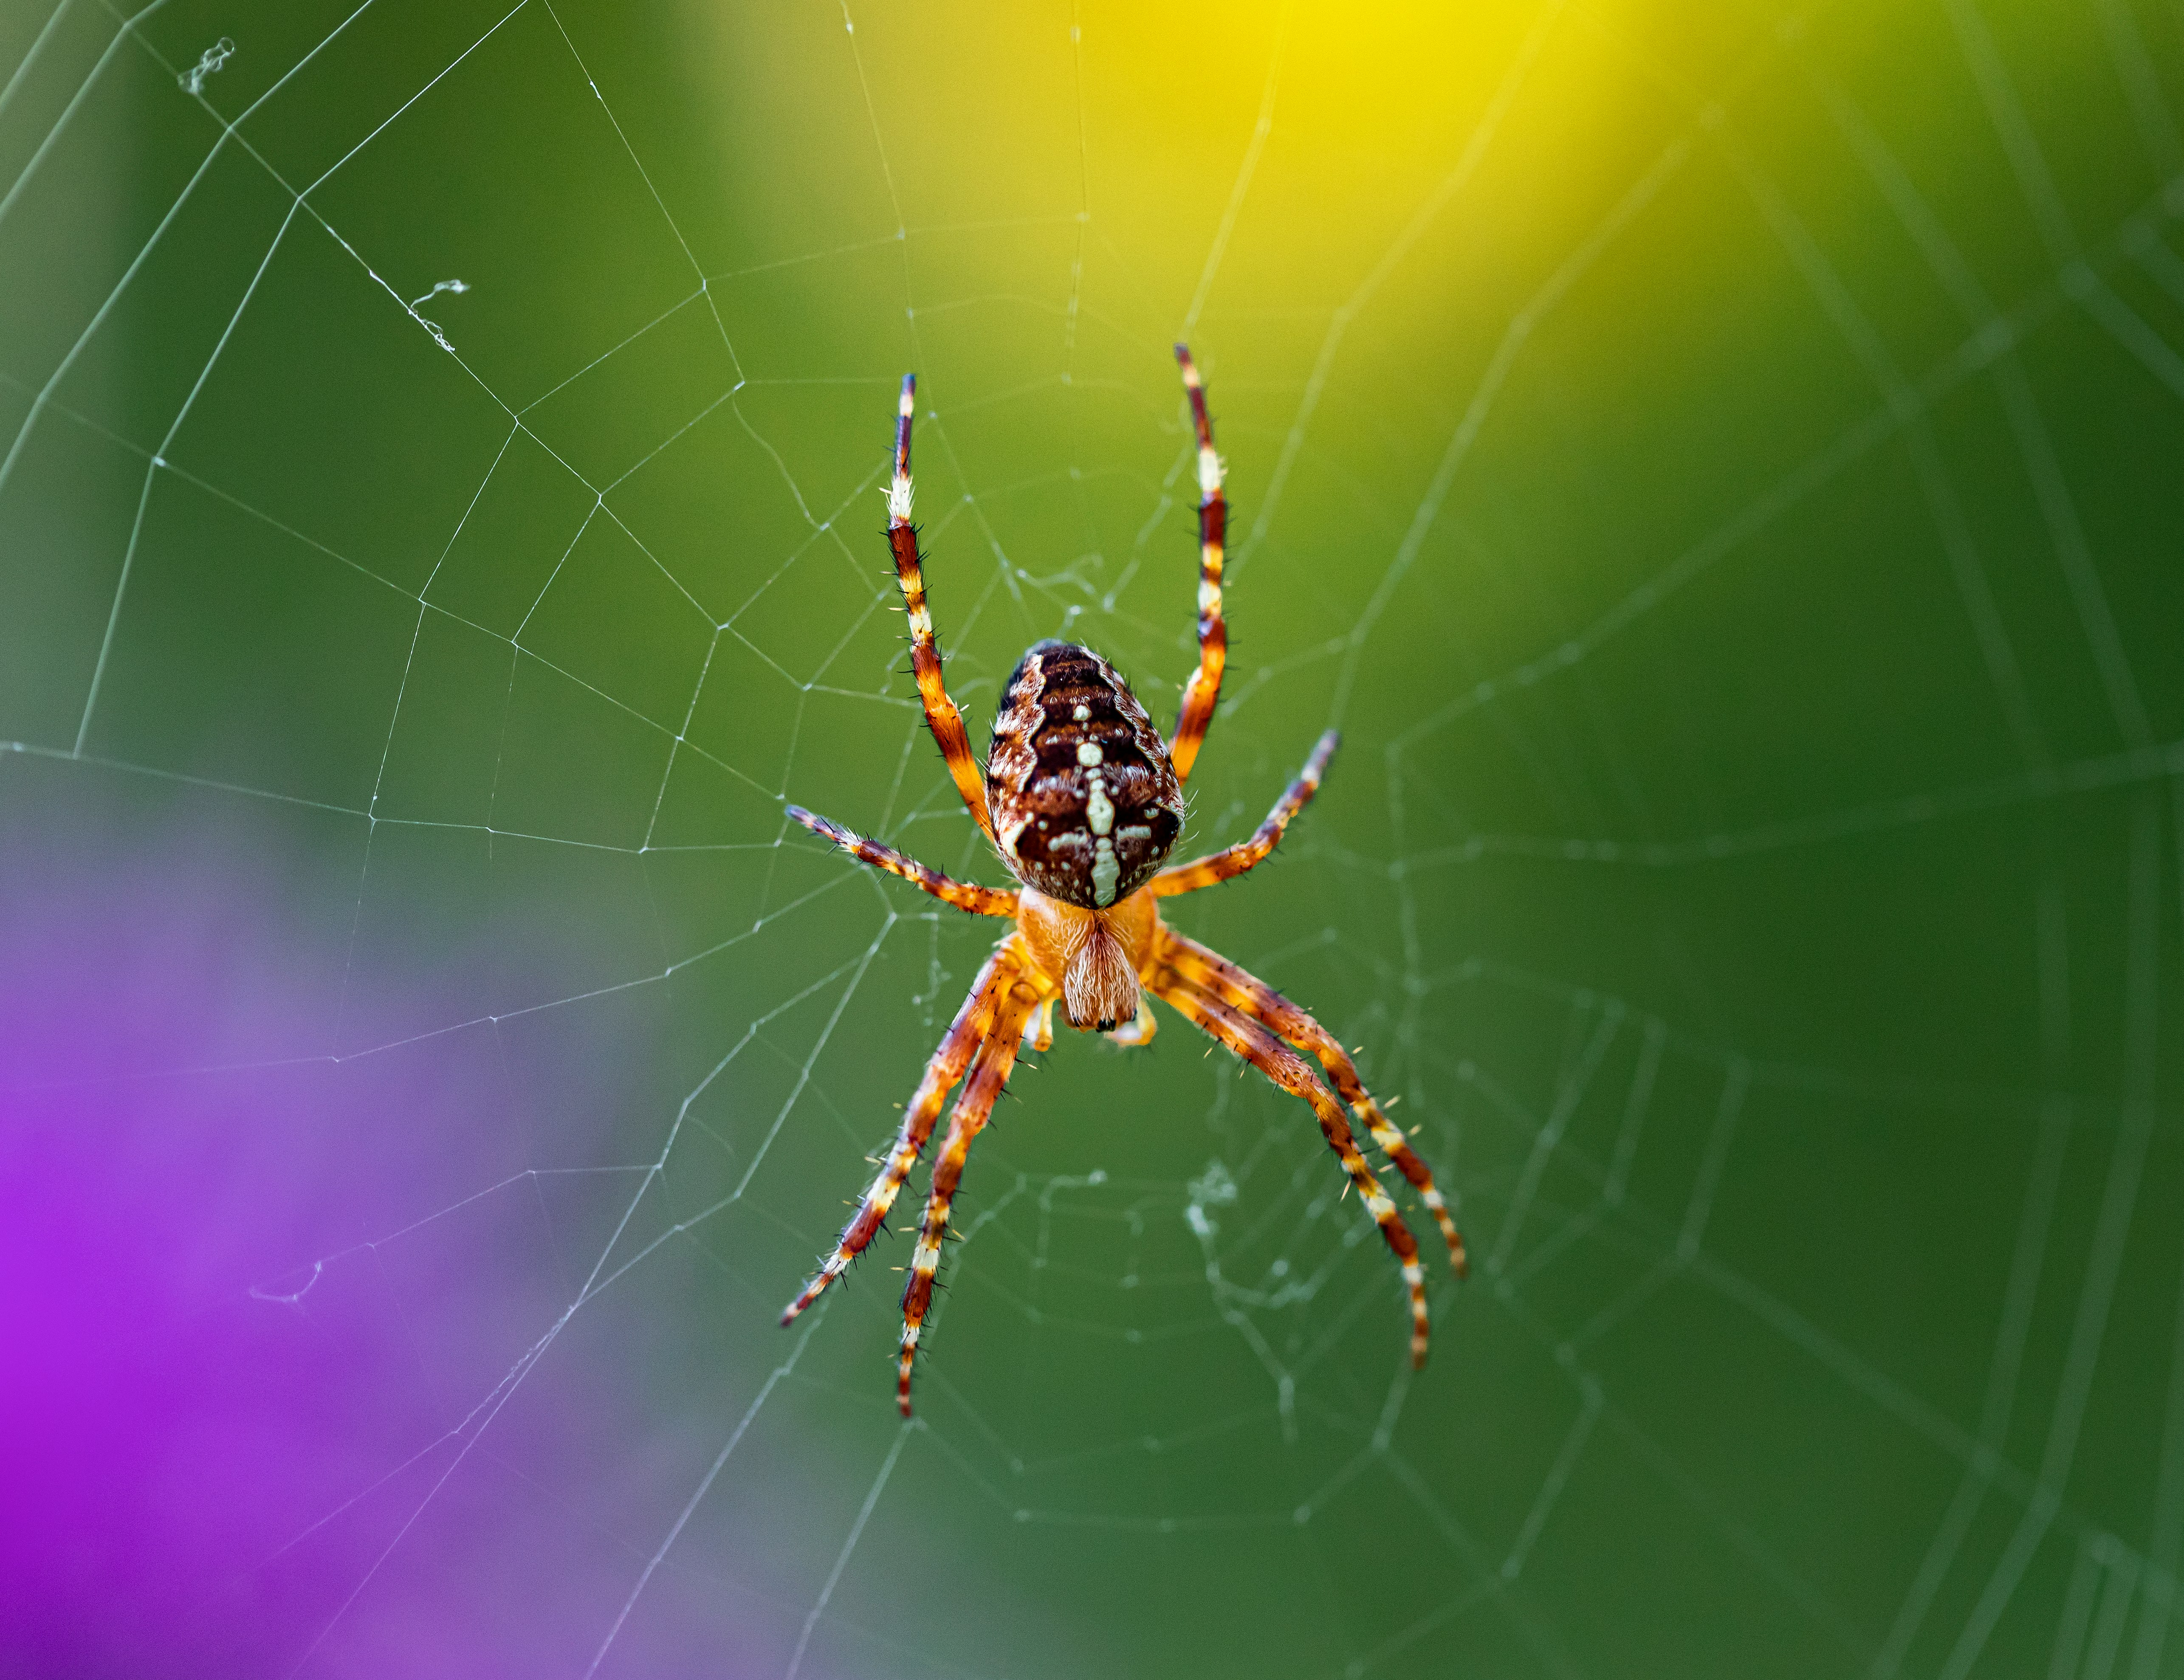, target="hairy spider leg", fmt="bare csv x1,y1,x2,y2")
887,374,996,842
898,972,1044,1413
786,805,1018,917
1153,729,1339,898
1151,968,1431,1366
1168,344,1227,783
781,949,1019,1324
1158,929,1467,1278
